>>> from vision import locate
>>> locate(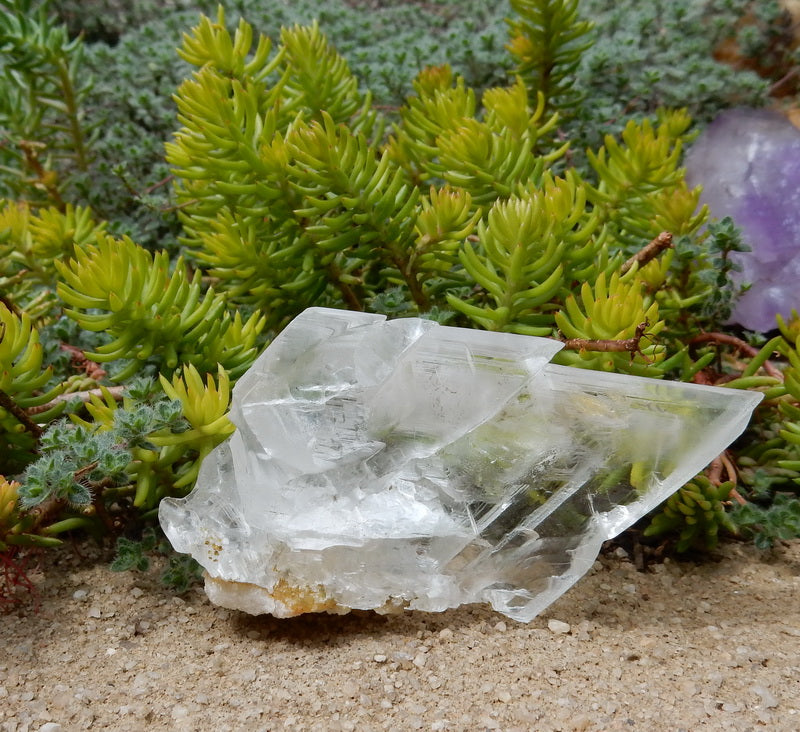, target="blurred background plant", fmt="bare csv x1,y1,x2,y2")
16,0,777,254
2,0,800,605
